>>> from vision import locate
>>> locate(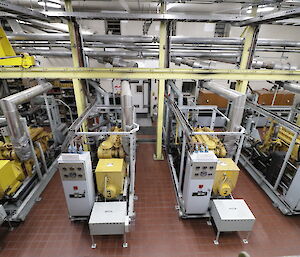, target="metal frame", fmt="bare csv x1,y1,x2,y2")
66,102,139,231
44,11,248,23
242,101,300,215
236,7,300,26
165,101,245,218
0,117,58,222
1,67,300,80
